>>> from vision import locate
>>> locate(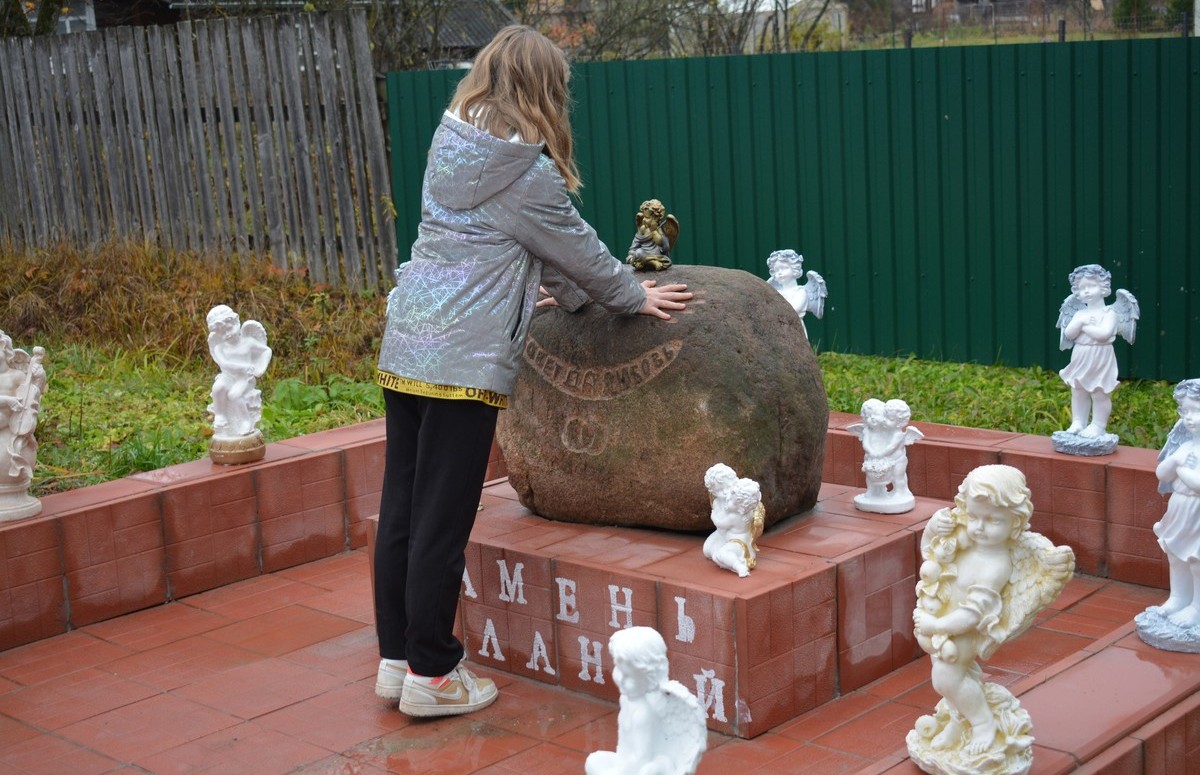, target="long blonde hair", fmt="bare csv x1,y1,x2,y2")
450,25,581,192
